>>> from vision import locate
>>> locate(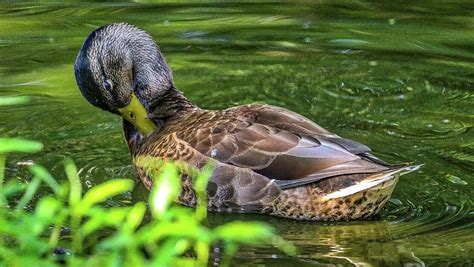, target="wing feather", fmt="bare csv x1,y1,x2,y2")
133,104,391,202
